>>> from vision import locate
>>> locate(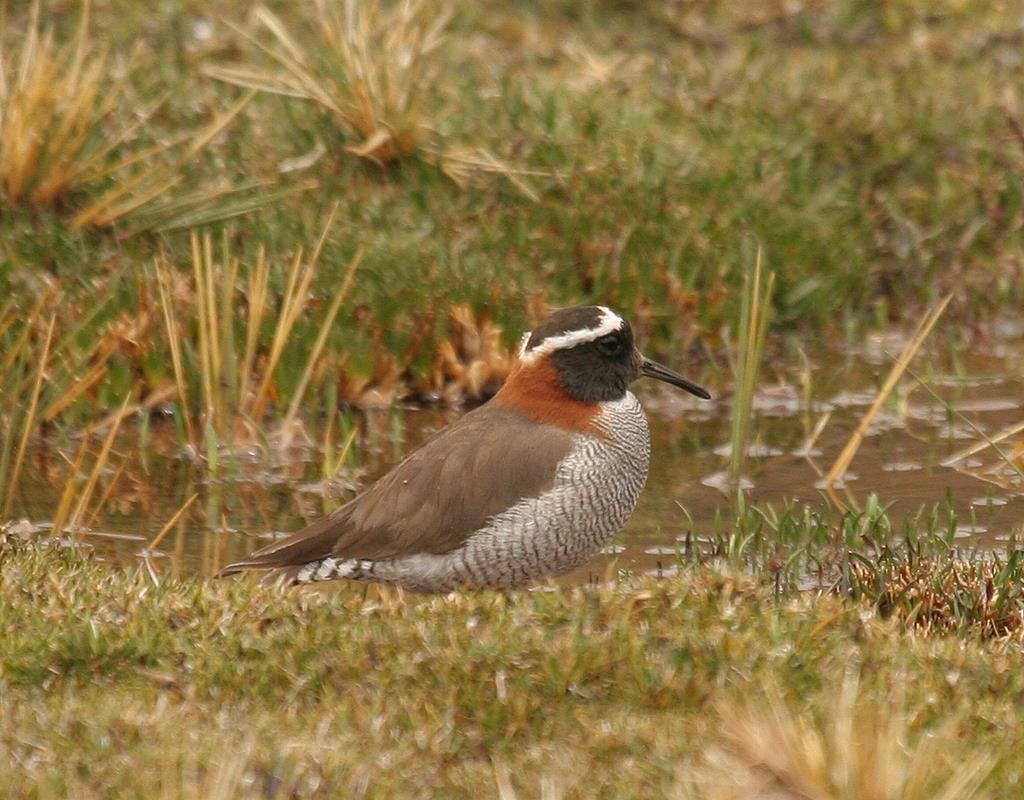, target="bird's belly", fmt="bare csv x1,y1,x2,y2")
368,393,652,592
